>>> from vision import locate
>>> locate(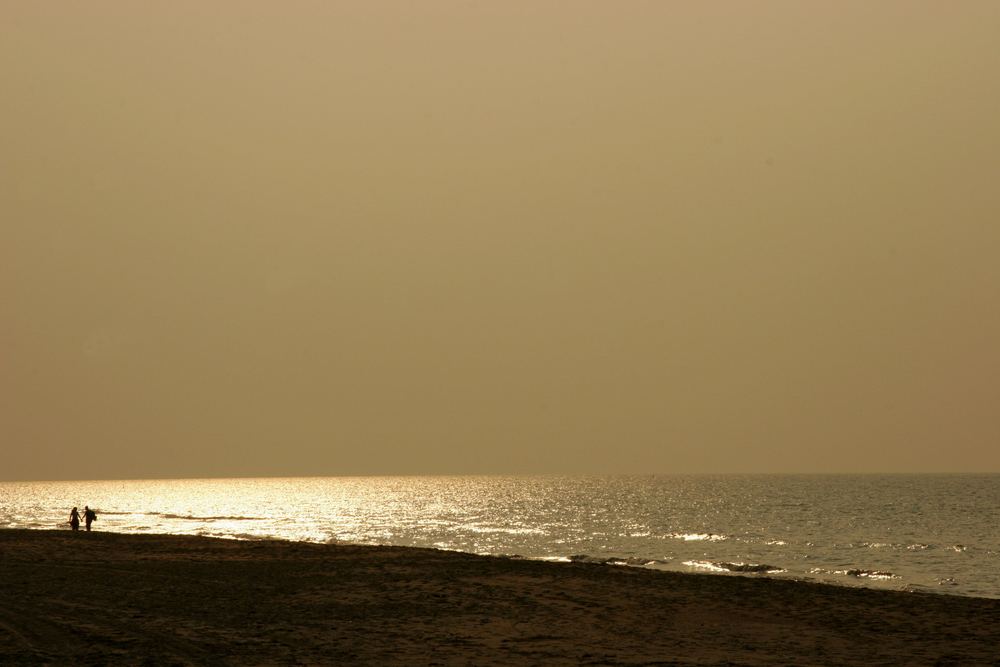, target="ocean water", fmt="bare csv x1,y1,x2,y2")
2,474,997,598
